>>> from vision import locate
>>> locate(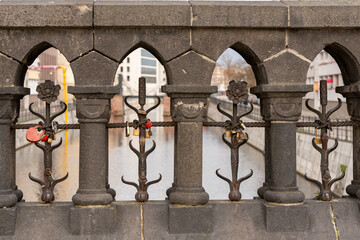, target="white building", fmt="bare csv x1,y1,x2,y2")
305,50,346,110
114,48,167,96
